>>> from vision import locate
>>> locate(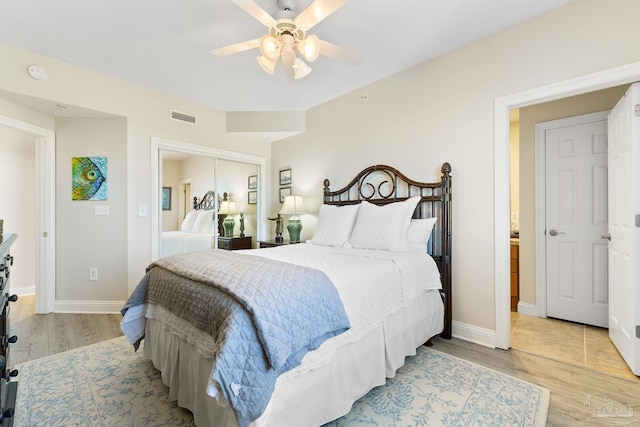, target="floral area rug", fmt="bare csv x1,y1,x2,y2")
14,337,549,426
325,346,549,427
